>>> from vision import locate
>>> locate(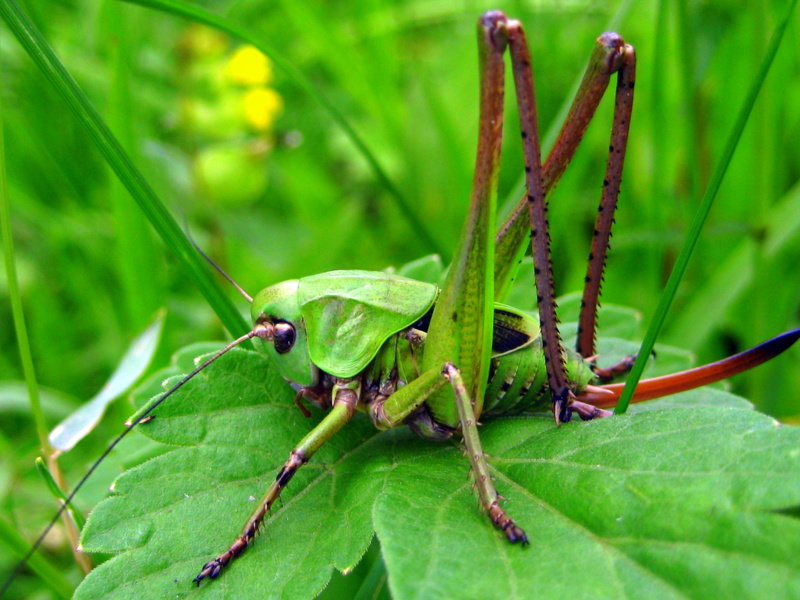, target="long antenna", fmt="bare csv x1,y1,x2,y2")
1,324,272,597
182,217,253,303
